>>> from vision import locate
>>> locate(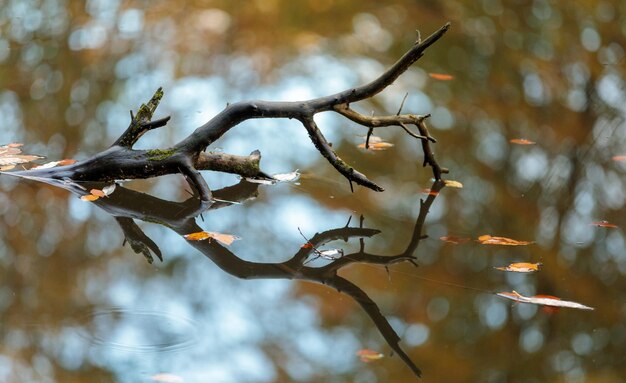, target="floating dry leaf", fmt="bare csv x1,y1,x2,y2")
183,231,240,245
102,183,117,196
150,373,184,382
357,142,395,151
272,170,301,183
510,138,536,145
301,242,314,249
477,235,533,246
33,159,77,169
494,262,542,273
444,180,463,188
356,349,384,363
90,189,106,198
80,194,100,201
590,221,618,228
440,236,471,244
497,291,594,310
611,155,626,162
428,73,454,81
